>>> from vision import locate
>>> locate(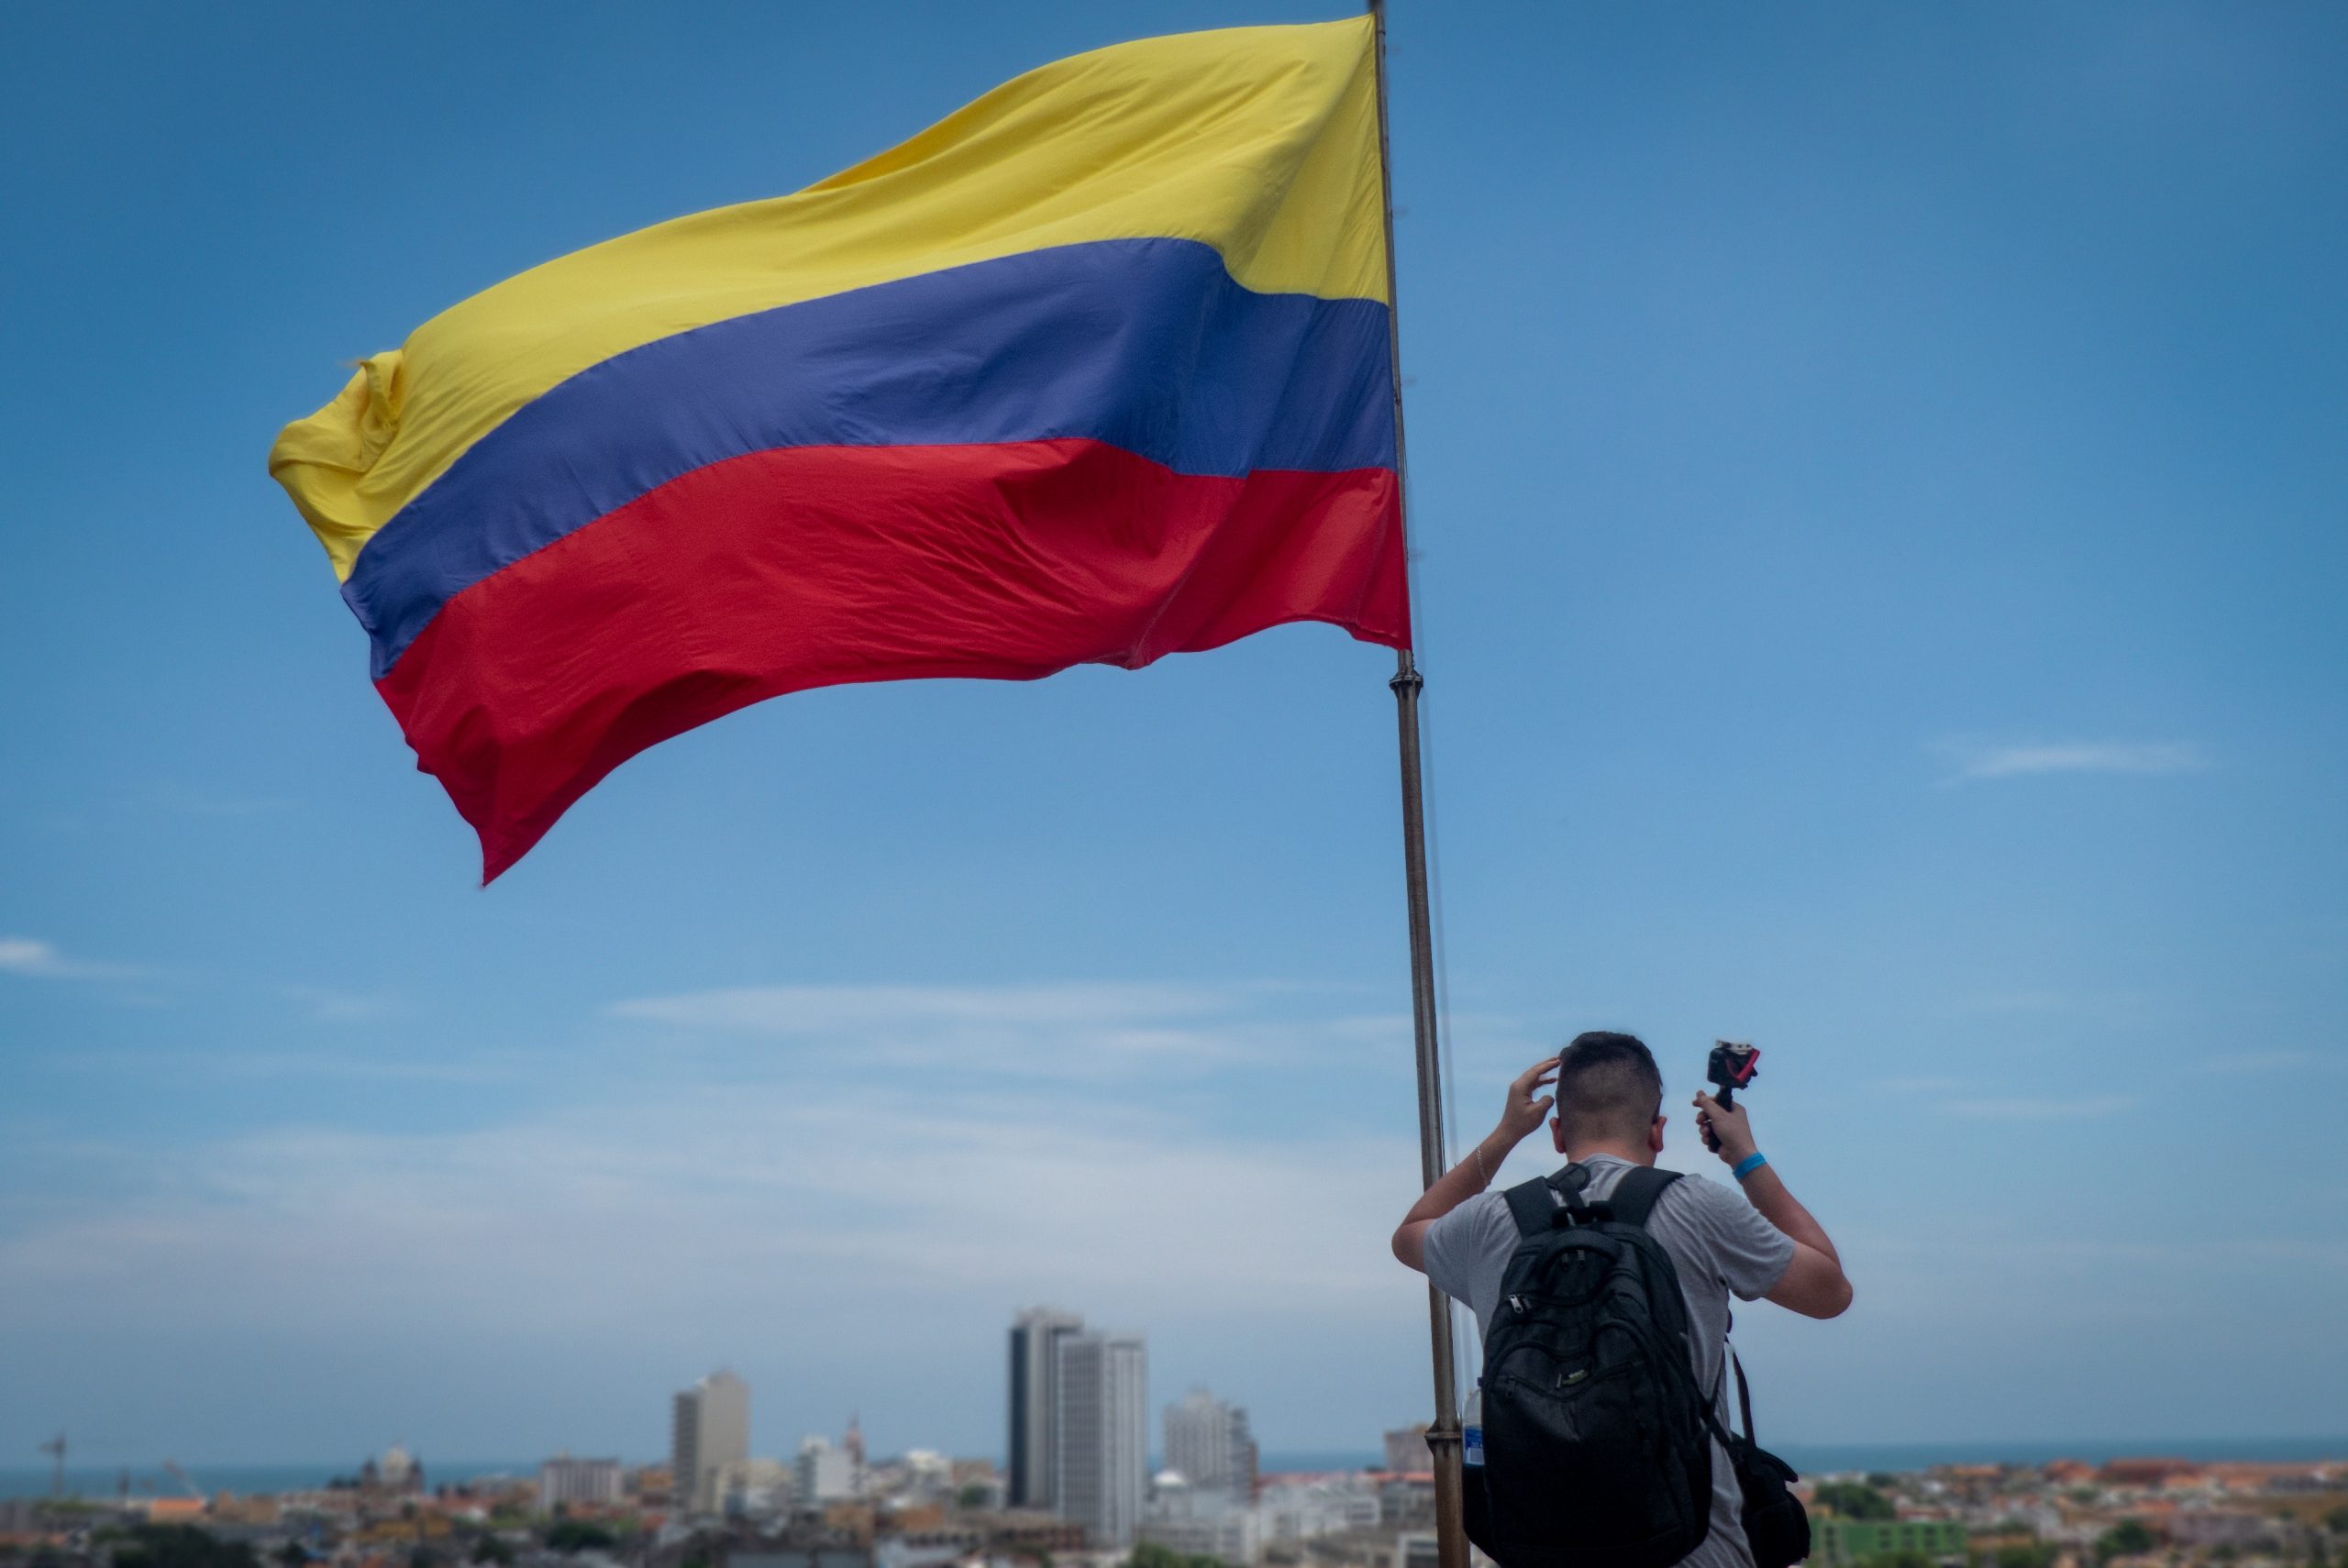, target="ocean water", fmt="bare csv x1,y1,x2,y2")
0,1463,537,1503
